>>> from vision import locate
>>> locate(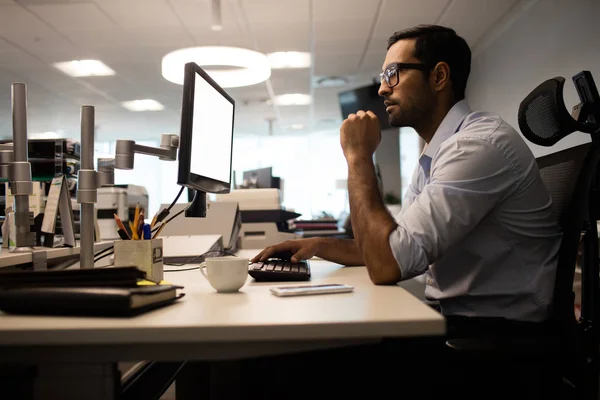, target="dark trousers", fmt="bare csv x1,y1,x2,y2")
240,315,562,400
